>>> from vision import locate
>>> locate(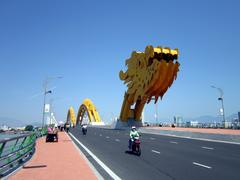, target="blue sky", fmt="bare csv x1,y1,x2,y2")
0,0,240,125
